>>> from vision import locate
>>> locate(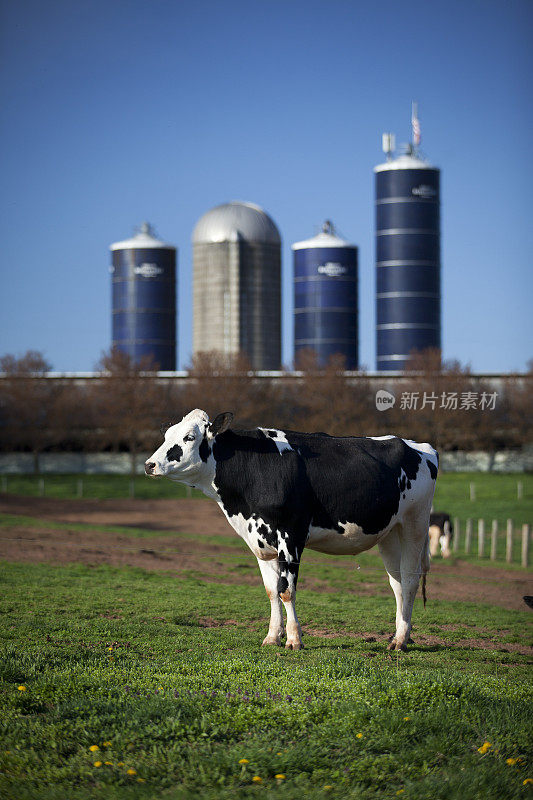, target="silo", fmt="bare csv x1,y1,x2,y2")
375,141,441,371
192,201,281,371
292,221,358,369
110,222,177,370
